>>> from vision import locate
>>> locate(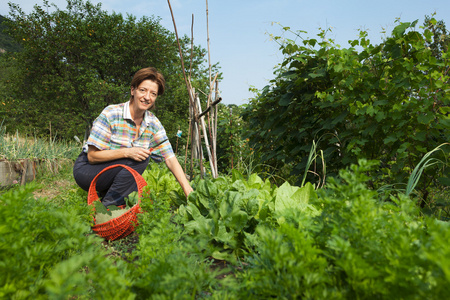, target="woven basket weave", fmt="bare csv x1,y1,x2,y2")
87,164,147,241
